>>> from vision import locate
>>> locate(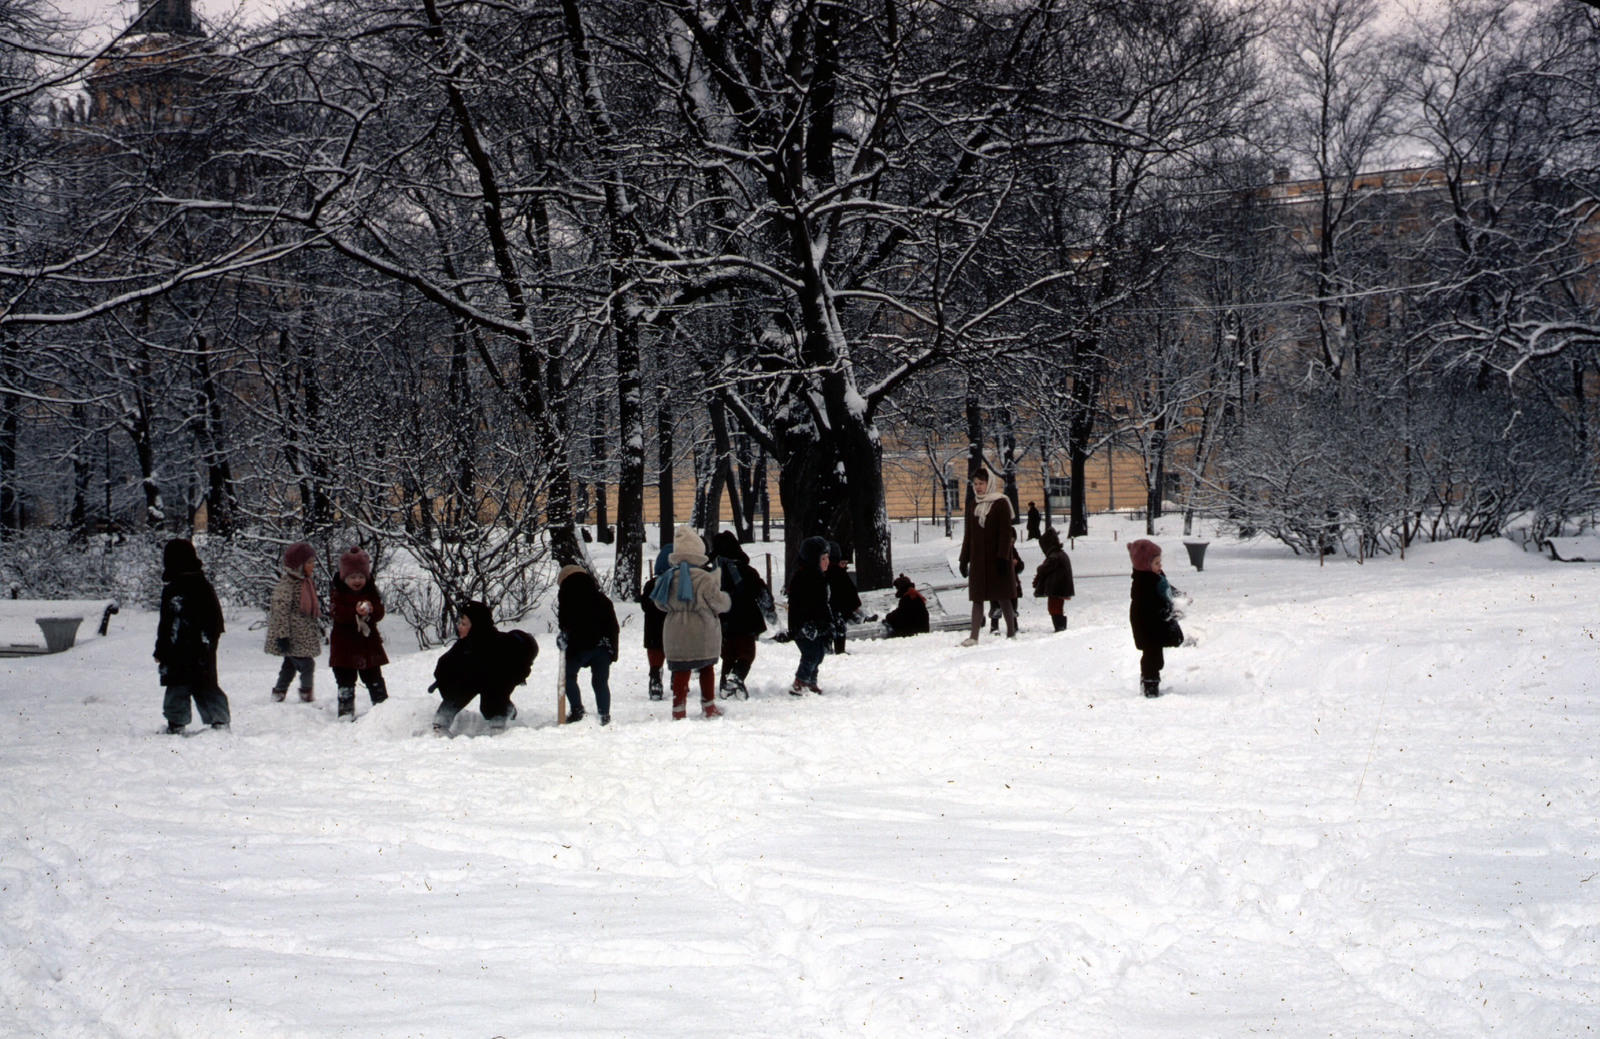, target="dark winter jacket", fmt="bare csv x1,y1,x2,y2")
558,569,620,660
884,587,929,637
825,560,862,631
434,601,532,702
959,492,1018,603
154,543,225,688
638,545,672,651
1032,529,1076,599
712,532,774,638
1129,570,1182,651
785,536,834,641
329,576,388,670
1026,504,1042,541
